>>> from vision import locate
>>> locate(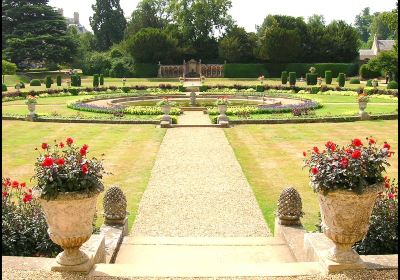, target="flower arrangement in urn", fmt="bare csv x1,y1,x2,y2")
215,96,230,106
258,75,265,84
157,97,175,107
357,93,369,103
303,137,394,264
32,138,106,266
25,95,37,105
